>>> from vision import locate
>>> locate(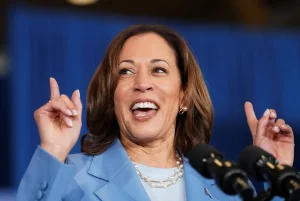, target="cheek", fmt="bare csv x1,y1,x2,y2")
161,79,181,102
158,84,181,115
114,85,124,114
114,86,121,105
114,81,127,102
114,83,130,113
